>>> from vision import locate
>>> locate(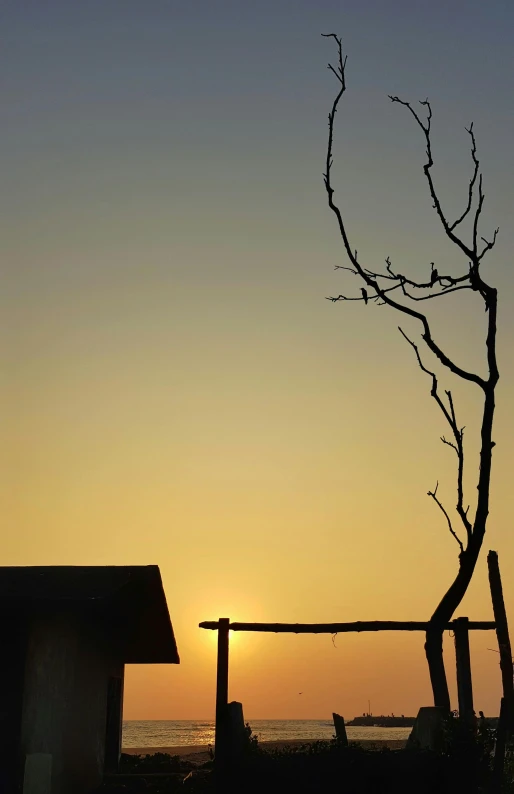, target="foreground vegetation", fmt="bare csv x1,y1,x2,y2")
95,724,514,793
